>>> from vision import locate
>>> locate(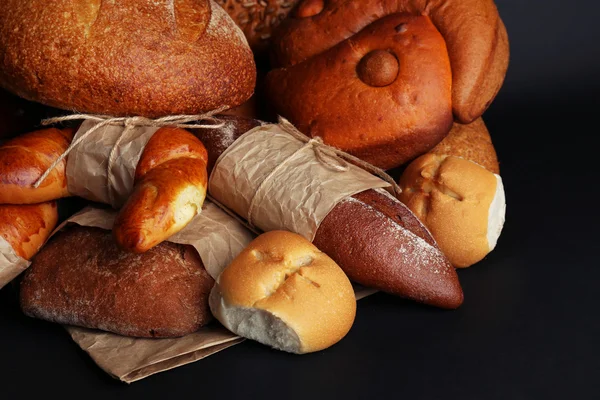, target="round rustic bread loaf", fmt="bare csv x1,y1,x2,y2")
0,0,256,117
